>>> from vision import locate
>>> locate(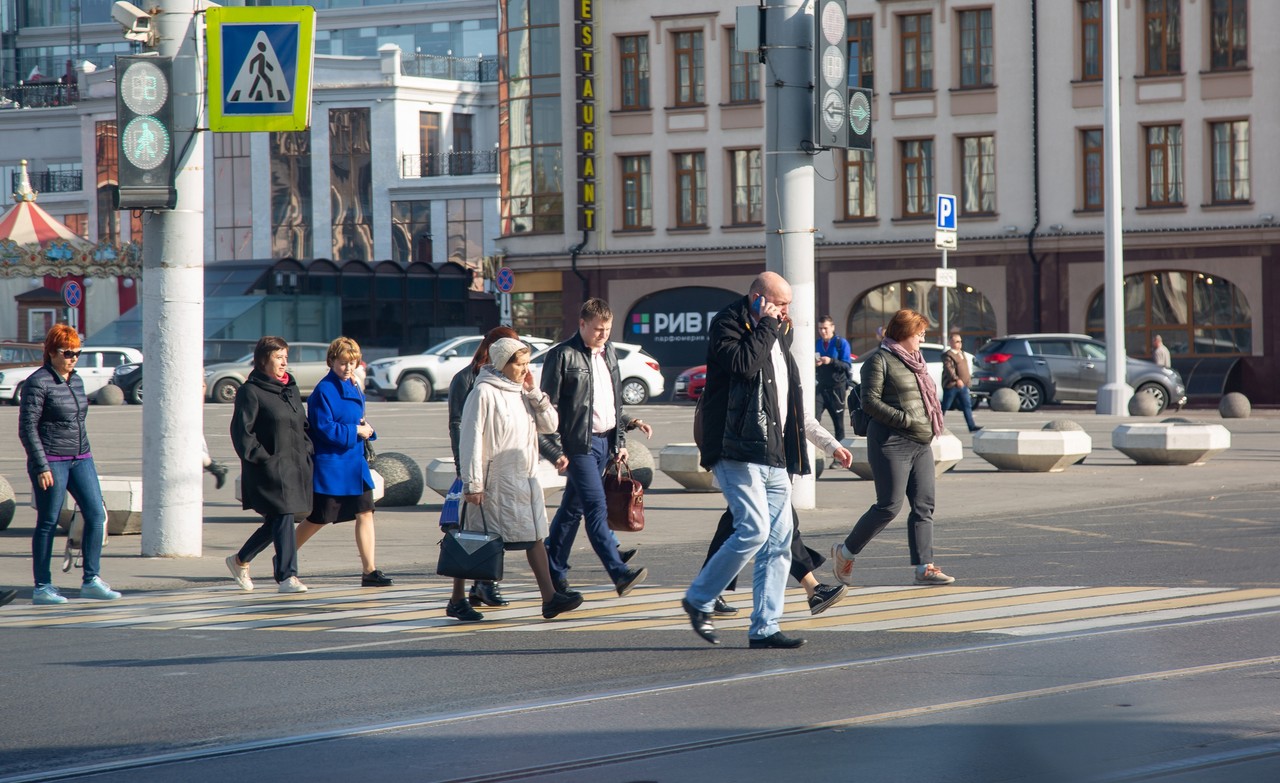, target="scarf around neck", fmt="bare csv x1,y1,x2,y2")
882,338,944,438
